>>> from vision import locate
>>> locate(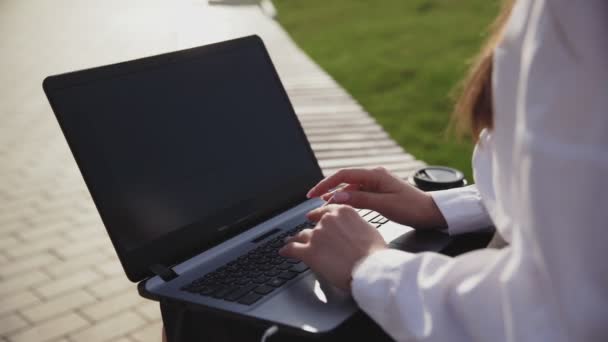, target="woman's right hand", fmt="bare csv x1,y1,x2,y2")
307,167,447,230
